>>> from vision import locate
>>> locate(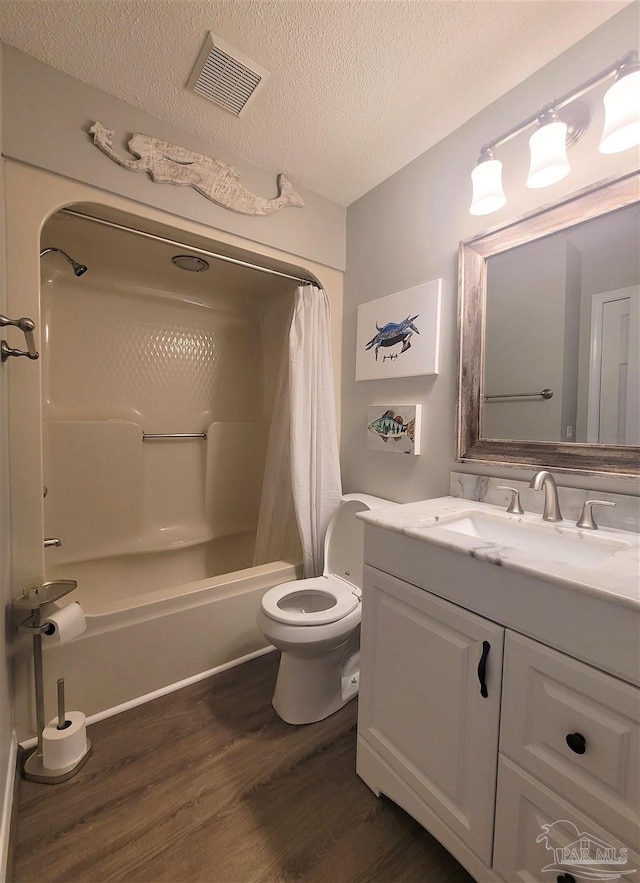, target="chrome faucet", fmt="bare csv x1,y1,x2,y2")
529,470,562,522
